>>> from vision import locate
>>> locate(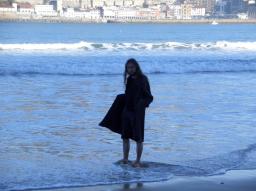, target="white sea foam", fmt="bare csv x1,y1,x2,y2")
1,41,256,52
